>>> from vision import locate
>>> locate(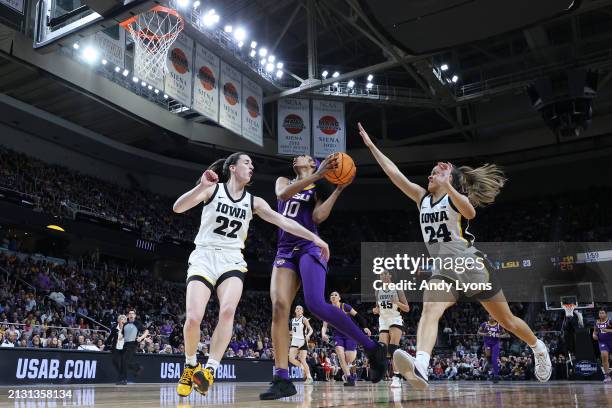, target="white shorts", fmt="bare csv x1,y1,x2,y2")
290,337,307,351
379,315,404,332
186,247,247,291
